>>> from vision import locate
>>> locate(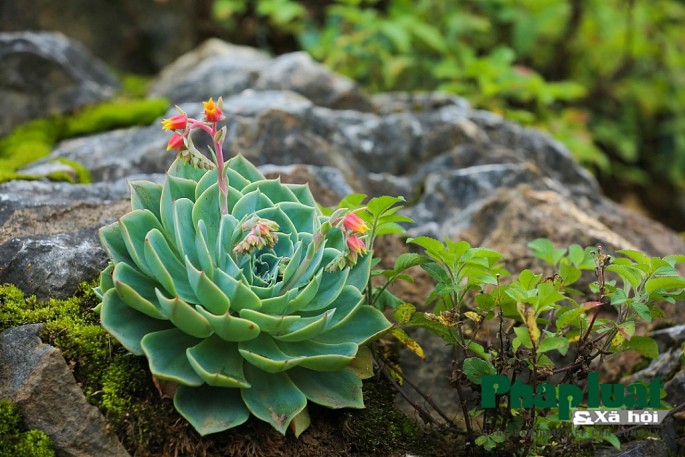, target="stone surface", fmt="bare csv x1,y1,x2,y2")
24,126,170,182
149,39,272,104
594,438,675,457
0,0,203,74
0,31,118,136
255,51,373,112
0,176,162,299
0,324,130,457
